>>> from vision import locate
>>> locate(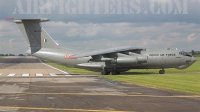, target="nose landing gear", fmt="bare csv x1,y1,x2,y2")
159,69,165,74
